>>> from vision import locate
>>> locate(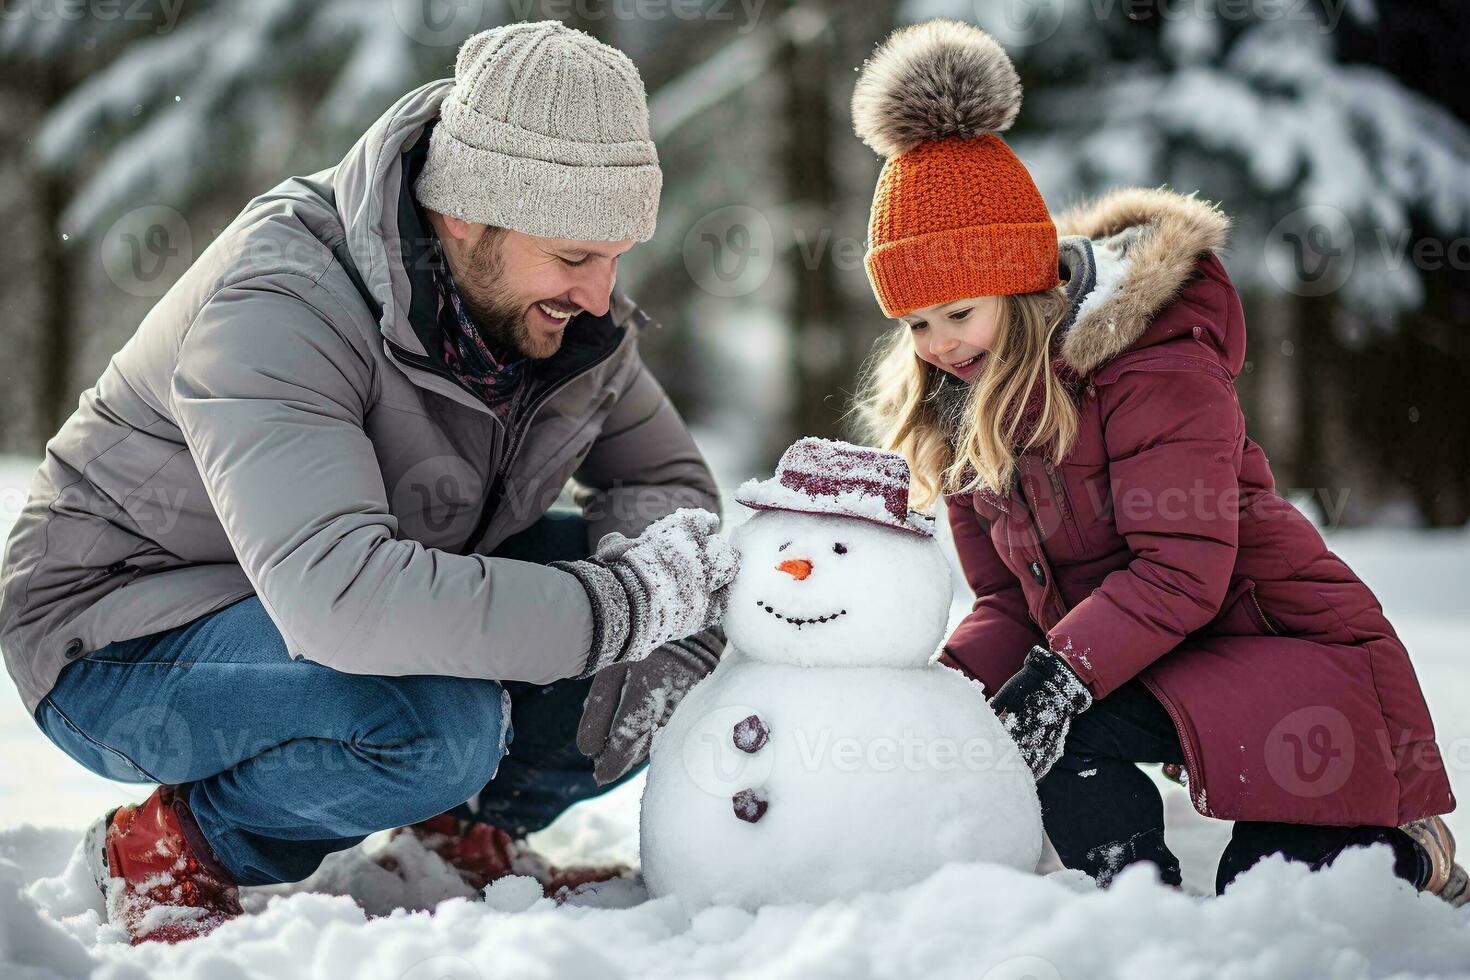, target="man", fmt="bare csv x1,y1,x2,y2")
0,21,736,943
